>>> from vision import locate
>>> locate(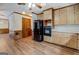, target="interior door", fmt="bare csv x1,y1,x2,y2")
22,18,32,38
